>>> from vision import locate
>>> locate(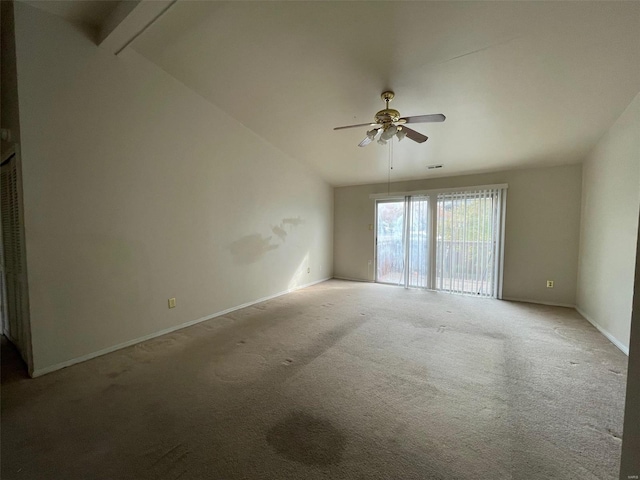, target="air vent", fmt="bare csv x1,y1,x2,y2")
427,164,444,170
